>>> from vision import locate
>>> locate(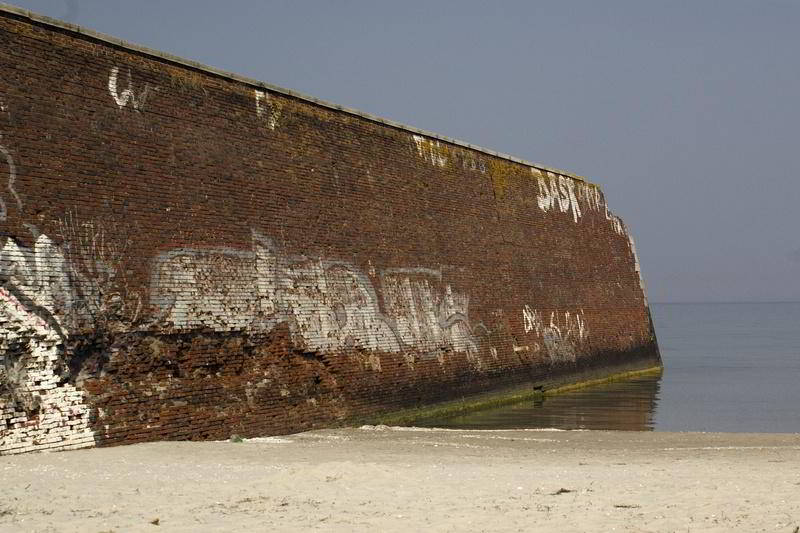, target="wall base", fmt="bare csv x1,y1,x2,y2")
354,362,664,427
